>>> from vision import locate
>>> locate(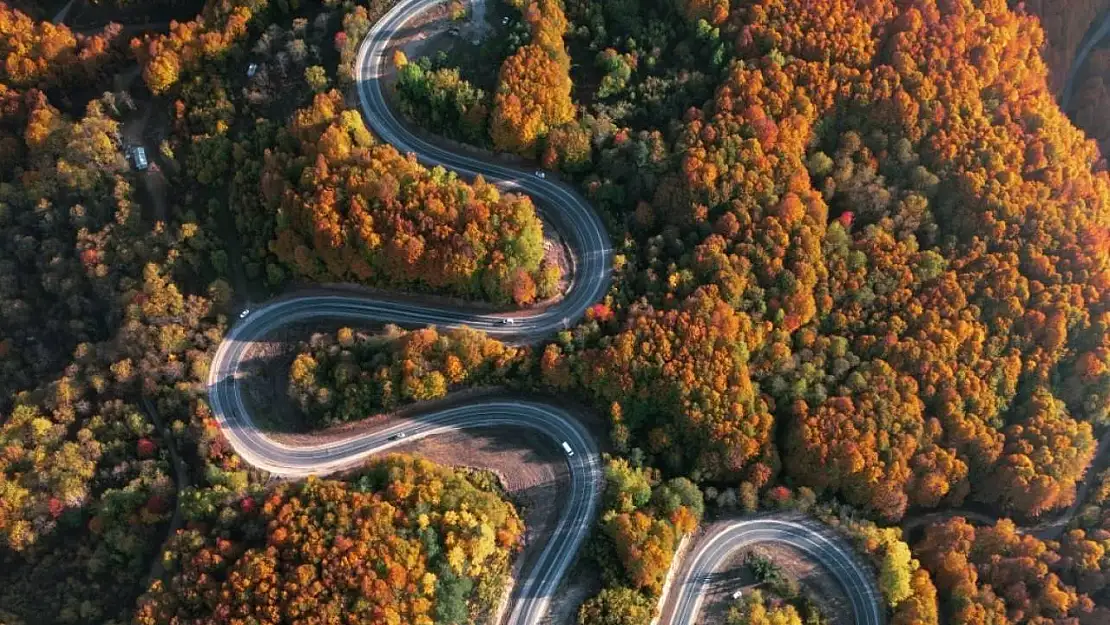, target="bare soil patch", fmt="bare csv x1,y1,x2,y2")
394,425,565,555
237,335,305,434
